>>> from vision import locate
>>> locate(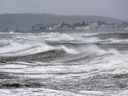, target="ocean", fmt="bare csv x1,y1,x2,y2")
0,31,128,96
